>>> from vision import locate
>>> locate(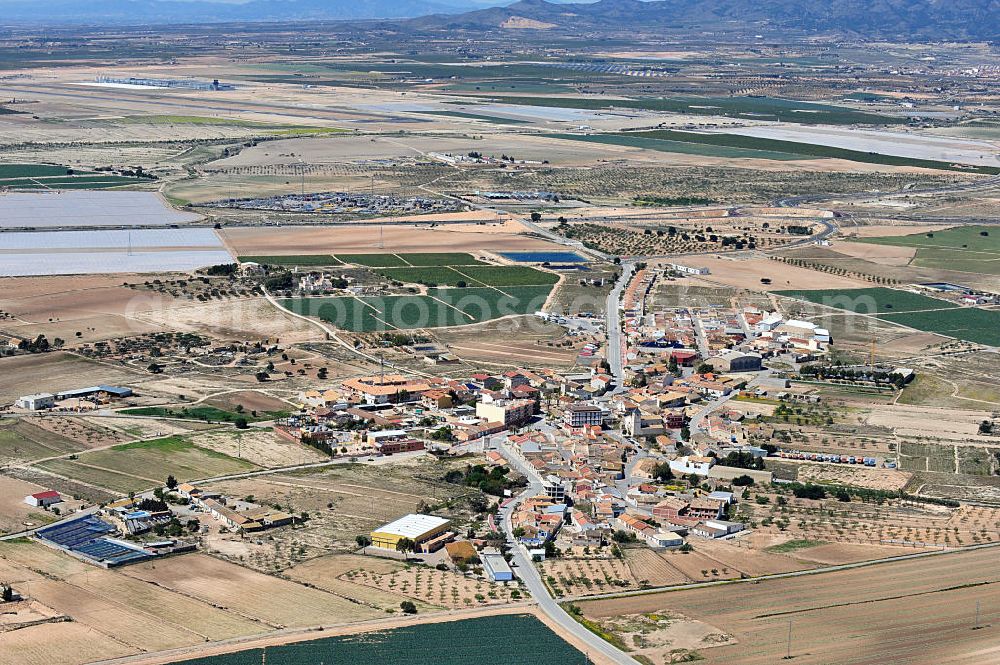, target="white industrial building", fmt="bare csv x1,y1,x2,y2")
668,263,710,275
15,393,55,411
